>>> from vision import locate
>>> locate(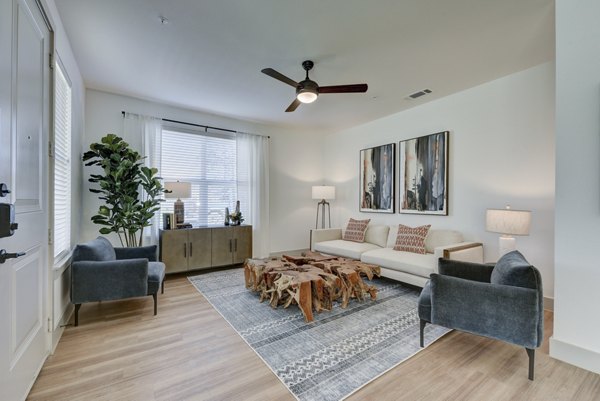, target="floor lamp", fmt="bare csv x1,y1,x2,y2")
486,205,531,257
312,185,335,229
